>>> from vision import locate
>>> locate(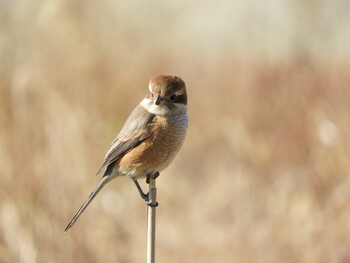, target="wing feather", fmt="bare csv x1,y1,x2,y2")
96,105,156,174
